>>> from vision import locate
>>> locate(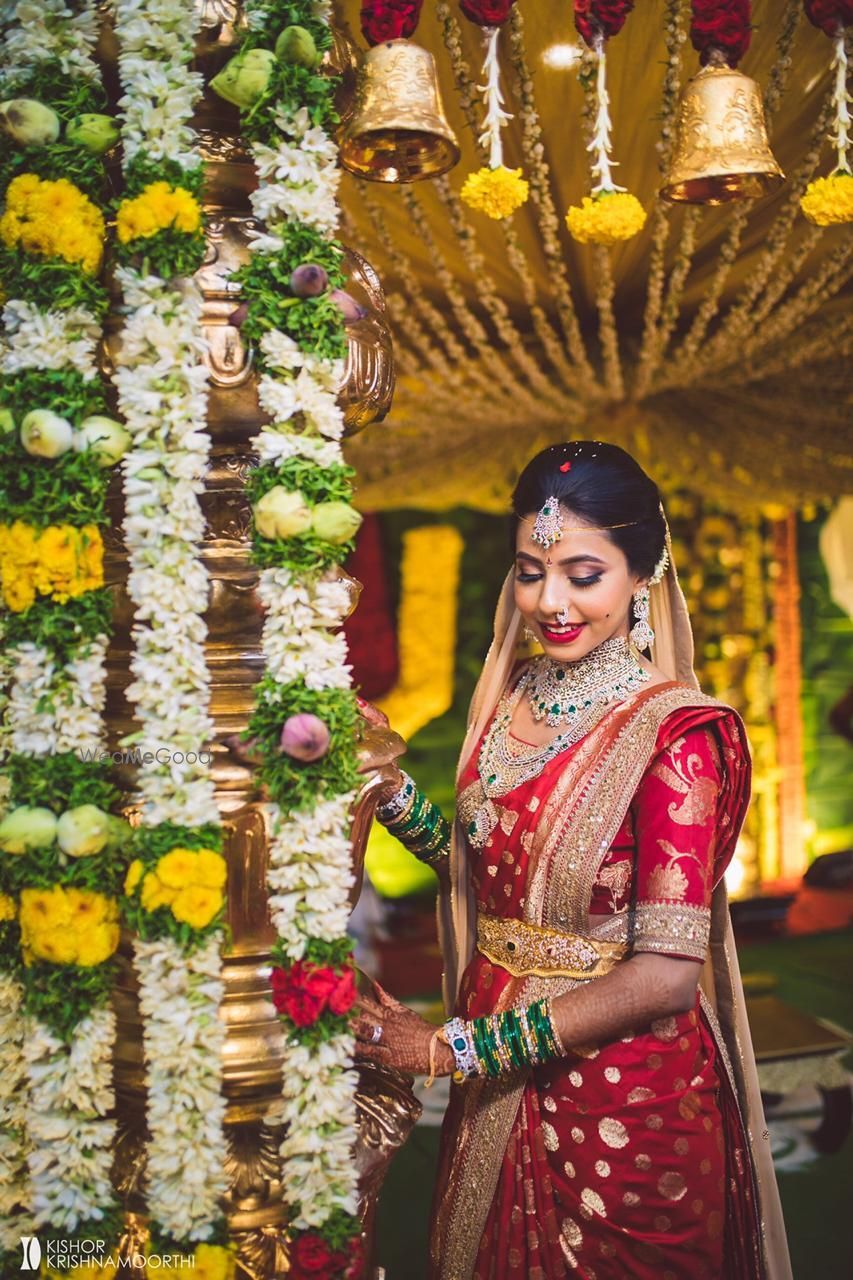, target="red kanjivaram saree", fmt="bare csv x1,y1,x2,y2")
428,678,770,1280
